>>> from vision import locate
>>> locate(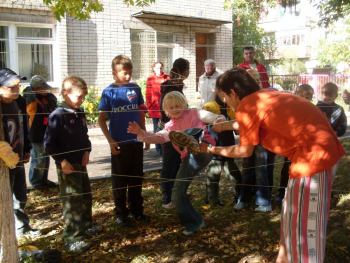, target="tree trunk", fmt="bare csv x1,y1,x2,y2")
0,104,19,262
